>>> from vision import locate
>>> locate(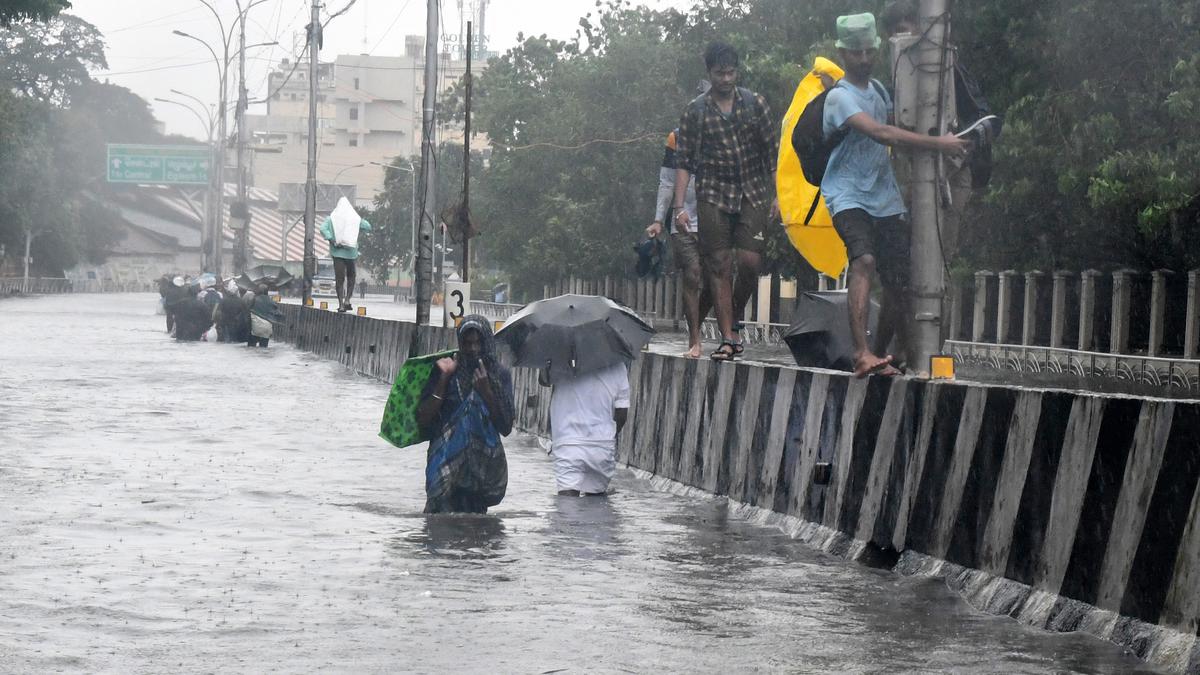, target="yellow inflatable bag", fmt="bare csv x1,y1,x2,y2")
778,57,846,278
